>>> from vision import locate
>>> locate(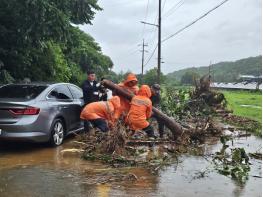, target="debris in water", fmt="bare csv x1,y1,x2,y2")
213,137,251,185
249,152,262,160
